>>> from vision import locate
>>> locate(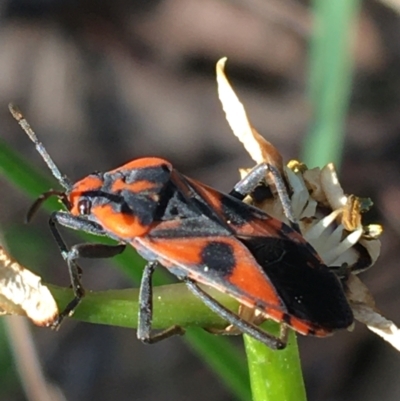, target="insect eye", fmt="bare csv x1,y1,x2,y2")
78,198,92,215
